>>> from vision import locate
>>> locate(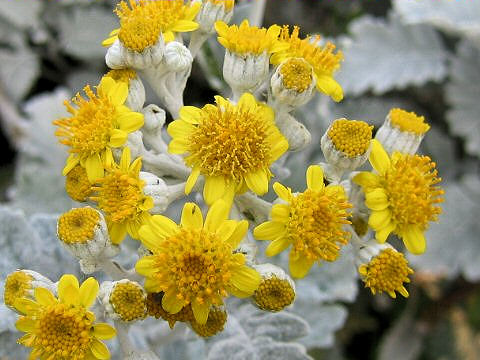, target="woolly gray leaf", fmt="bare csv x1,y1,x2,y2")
207,338,255,360
254,341,313,360
243,311,310,342
0,0,43,30
445,40,480,157
336,15,447,96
